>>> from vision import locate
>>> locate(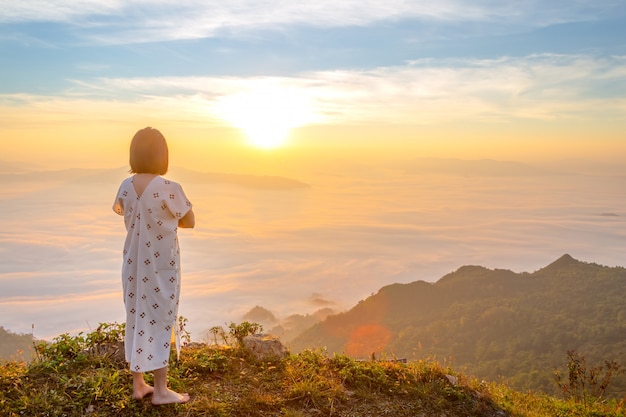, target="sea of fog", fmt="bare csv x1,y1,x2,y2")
0,160,624,342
